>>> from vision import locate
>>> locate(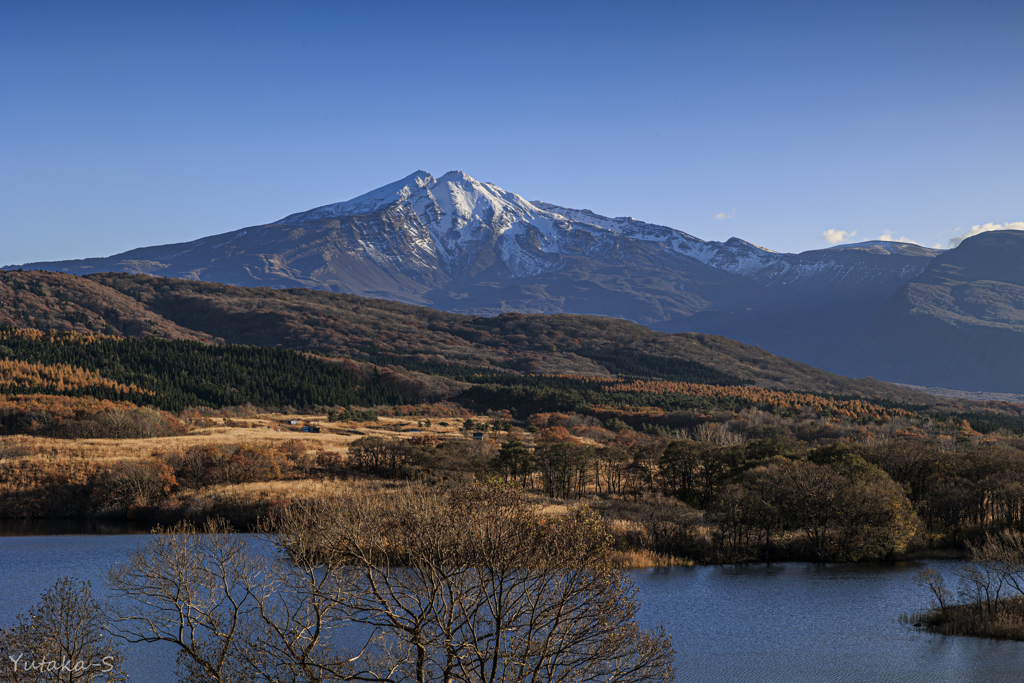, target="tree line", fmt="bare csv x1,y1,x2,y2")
340,431,1024,563
343,434,921,563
